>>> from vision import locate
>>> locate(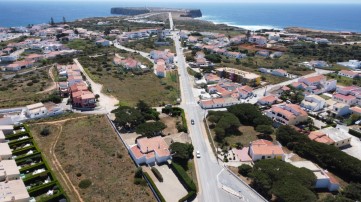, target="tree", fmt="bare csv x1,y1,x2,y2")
50,17,55,26
255,125,274,135
62,16,66,24
342,183,361,201
135,121,166,137
136,100,159,120
113,106,145,129
40,127,51,136
238,164,252,177
227,103,267,126
169,142,194,166
194,72,202,80
95,94,100,100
